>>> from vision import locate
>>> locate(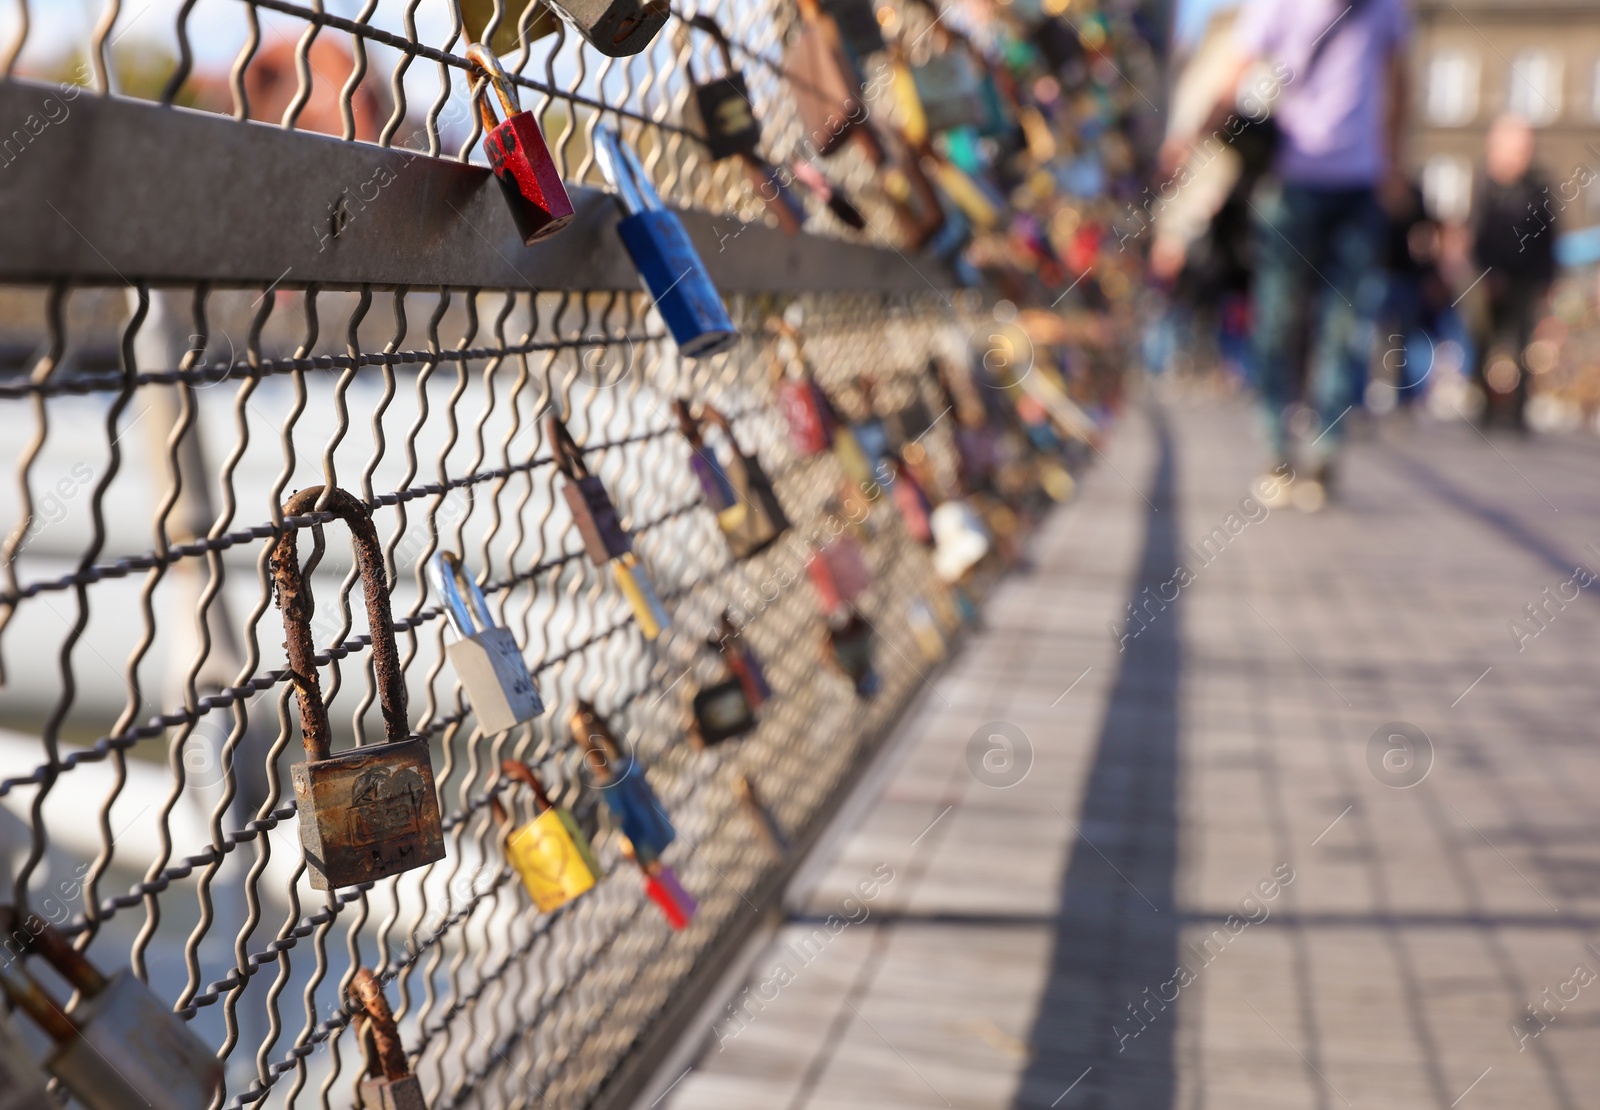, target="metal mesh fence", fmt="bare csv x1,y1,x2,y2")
0,3,1011,1107
0,0,974,250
